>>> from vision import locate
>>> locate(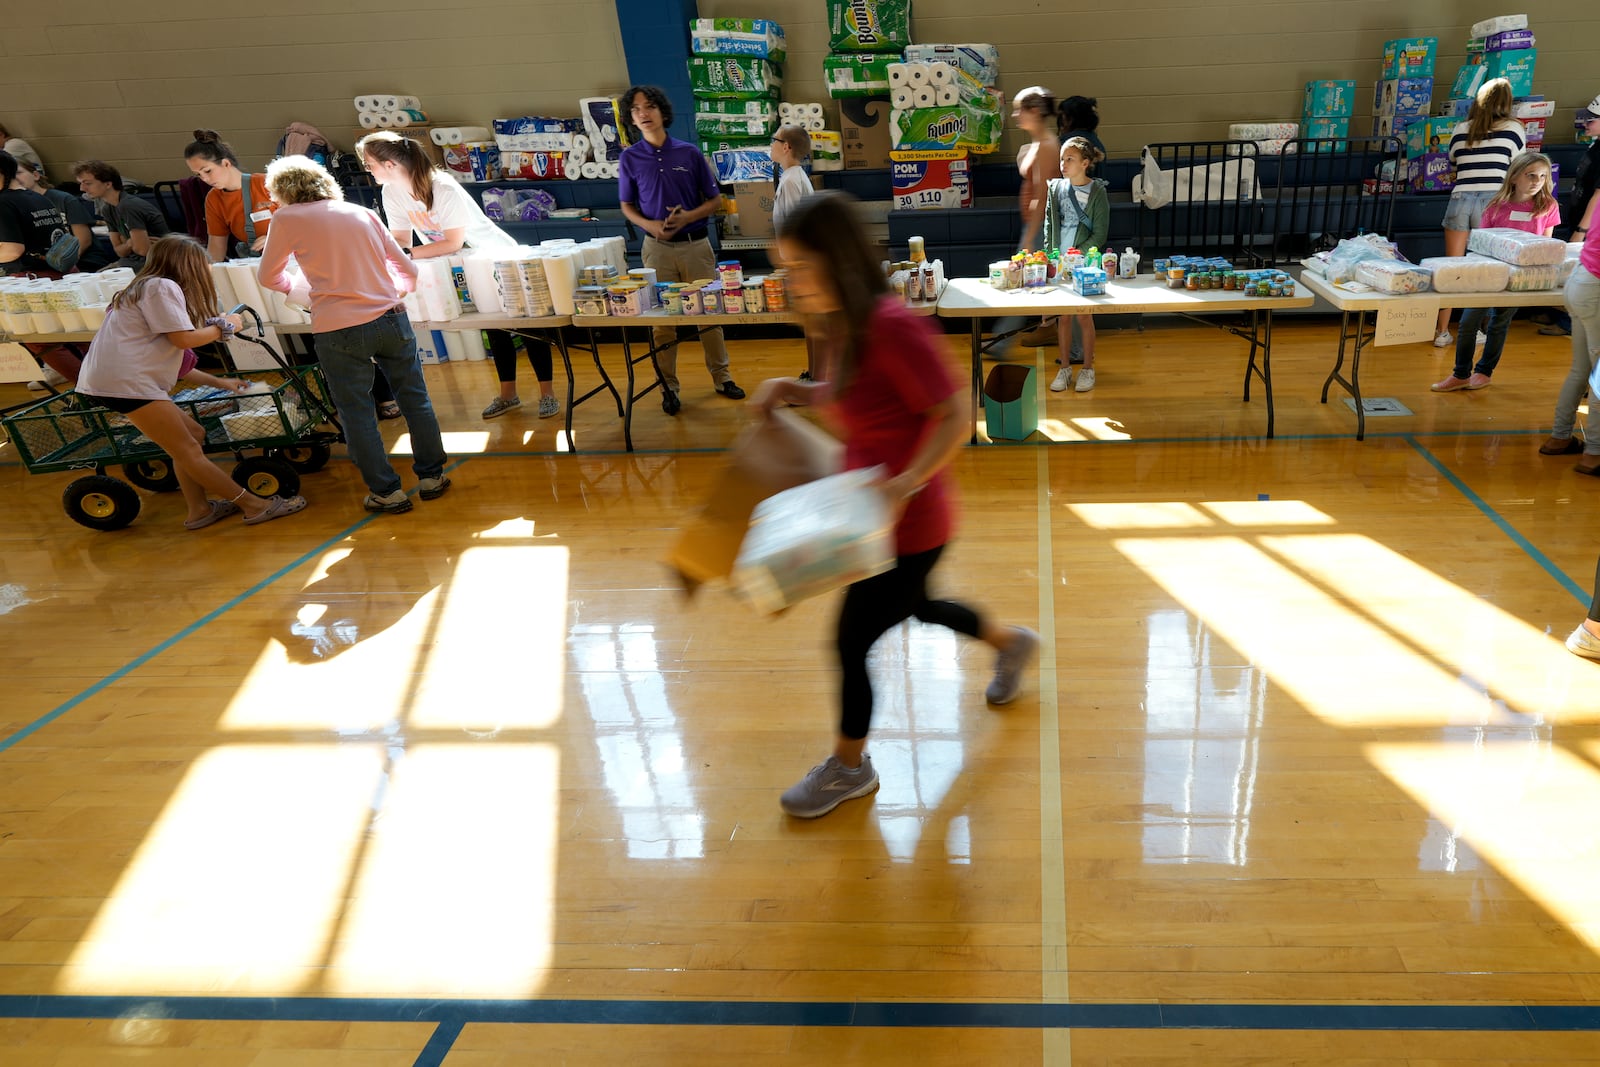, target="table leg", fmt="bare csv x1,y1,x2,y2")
1258,309,1275,439
969,320,982,444
1318,309,1370,440
535,327,623,453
